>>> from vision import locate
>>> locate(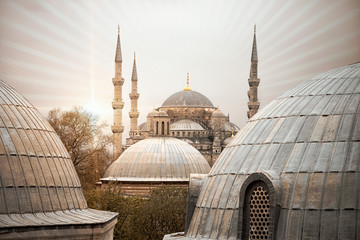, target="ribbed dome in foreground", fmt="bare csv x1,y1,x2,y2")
0,80,117,238
161,90,215,108
102,137,210,182
181,63,360,239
